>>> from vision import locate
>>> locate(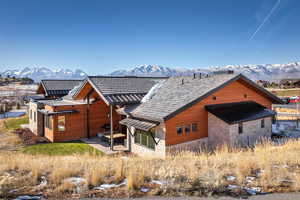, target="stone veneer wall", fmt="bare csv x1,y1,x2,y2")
229,117,272,147
128,123,166,157
28,102,38,135
208,113,272,147
208,113,230,146
166,137,208,154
